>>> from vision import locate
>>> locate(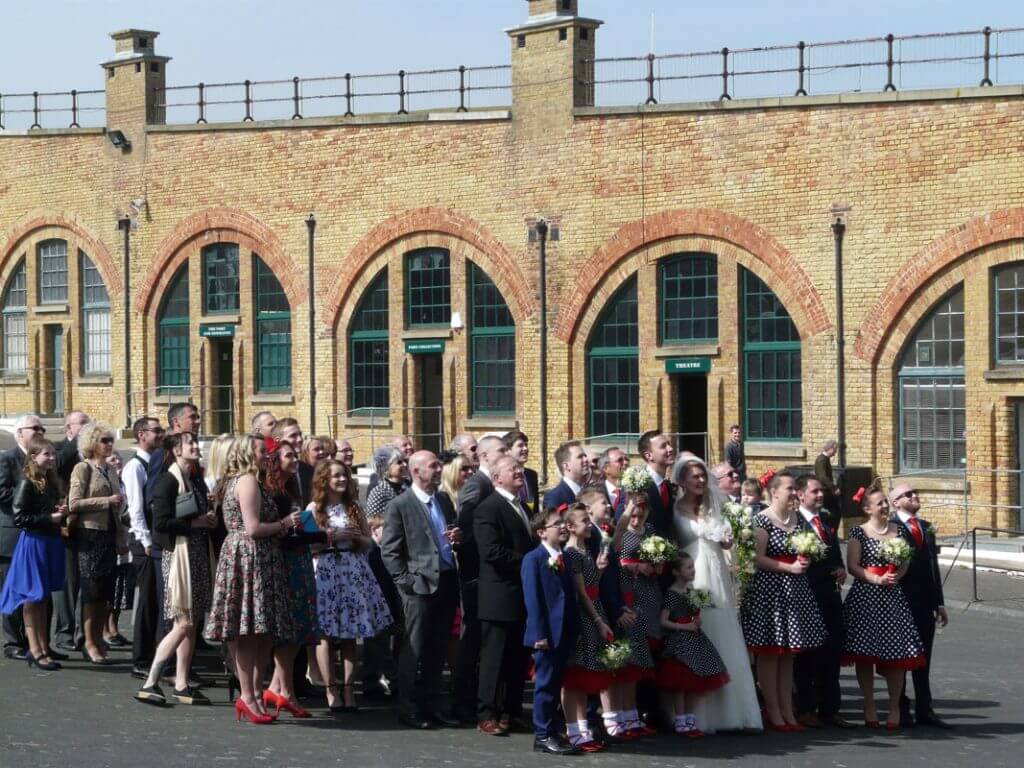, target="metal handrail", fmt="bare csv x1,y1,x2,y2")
328,405,445,454
0,365,67,418
969,526,1024,602
127,384,235,436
